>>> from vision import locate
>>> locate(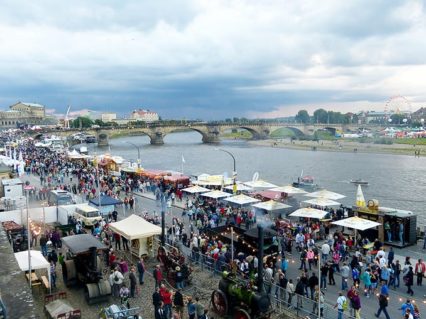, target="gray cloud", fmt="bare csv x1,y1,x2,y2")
0,0,425,118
